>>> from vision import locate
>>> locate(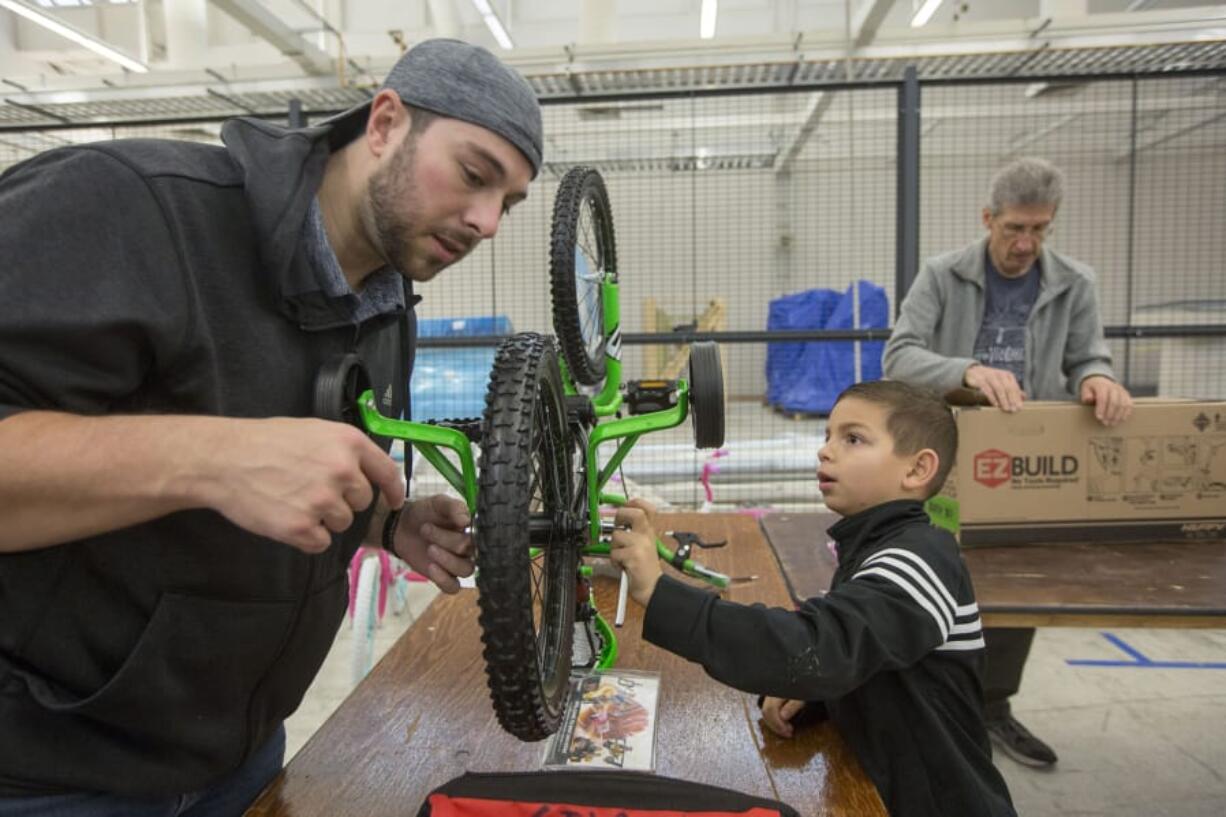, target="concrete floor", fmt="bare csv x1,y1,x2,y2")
285,402,1226,816
991,626,1226,817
